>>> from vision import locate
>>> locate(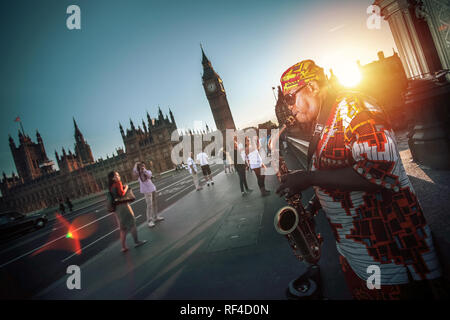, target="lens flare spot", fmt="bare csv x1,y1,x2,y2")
334,63,362,87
